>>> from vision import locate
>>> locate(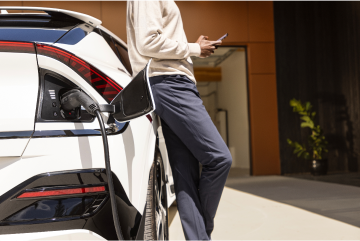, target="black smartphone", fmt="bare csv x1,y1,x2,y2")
217,33,228,41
